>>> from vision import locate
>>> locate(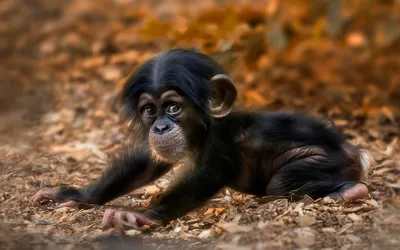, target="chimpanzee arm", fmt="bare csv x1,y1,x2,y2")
31,148,171,206
143,152,236,223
